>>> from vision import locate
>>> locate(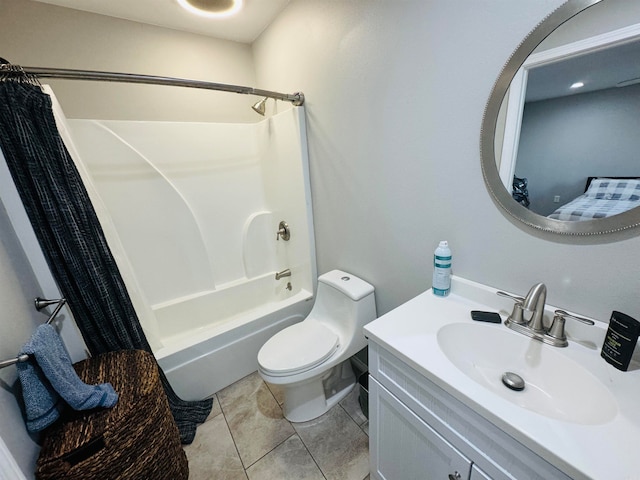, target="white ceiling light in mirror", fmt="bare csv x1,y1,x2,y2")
177,0,243,18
